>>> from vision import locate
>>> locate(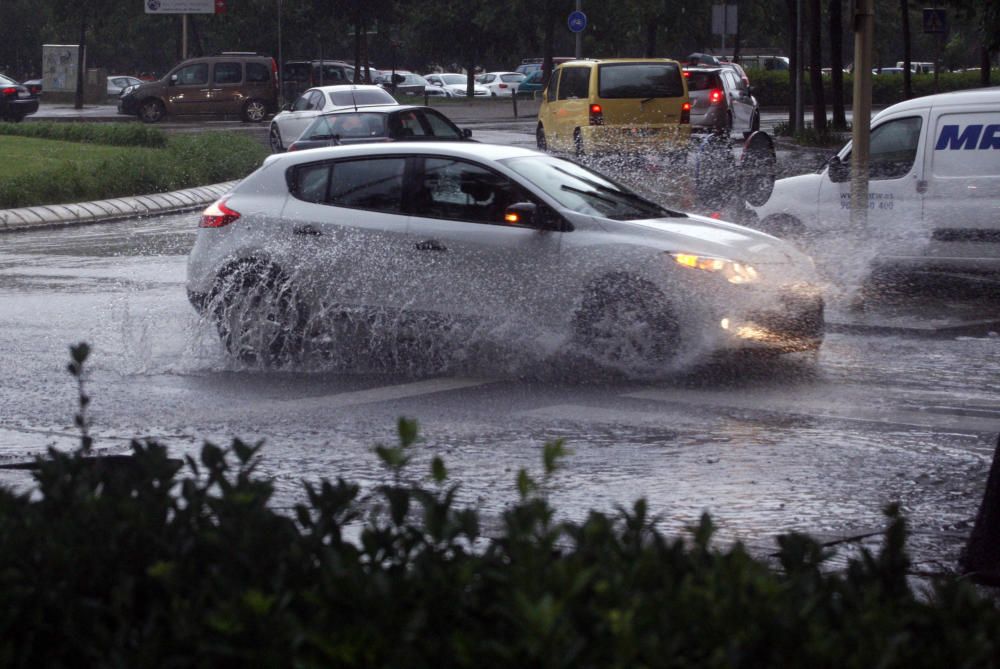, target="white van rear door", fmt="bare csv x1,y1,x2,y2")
920,107,1000,273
